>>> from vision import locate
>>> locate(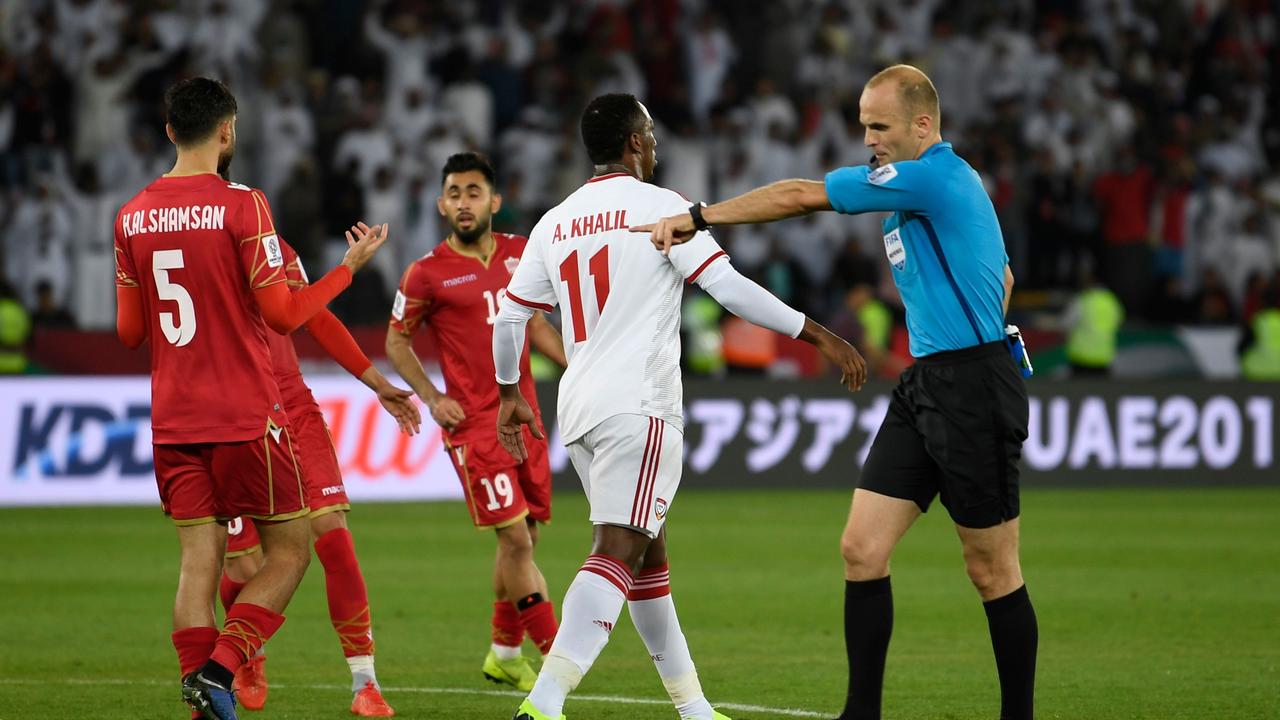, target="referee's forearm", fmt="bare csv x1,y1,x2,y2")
705,179,829,226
